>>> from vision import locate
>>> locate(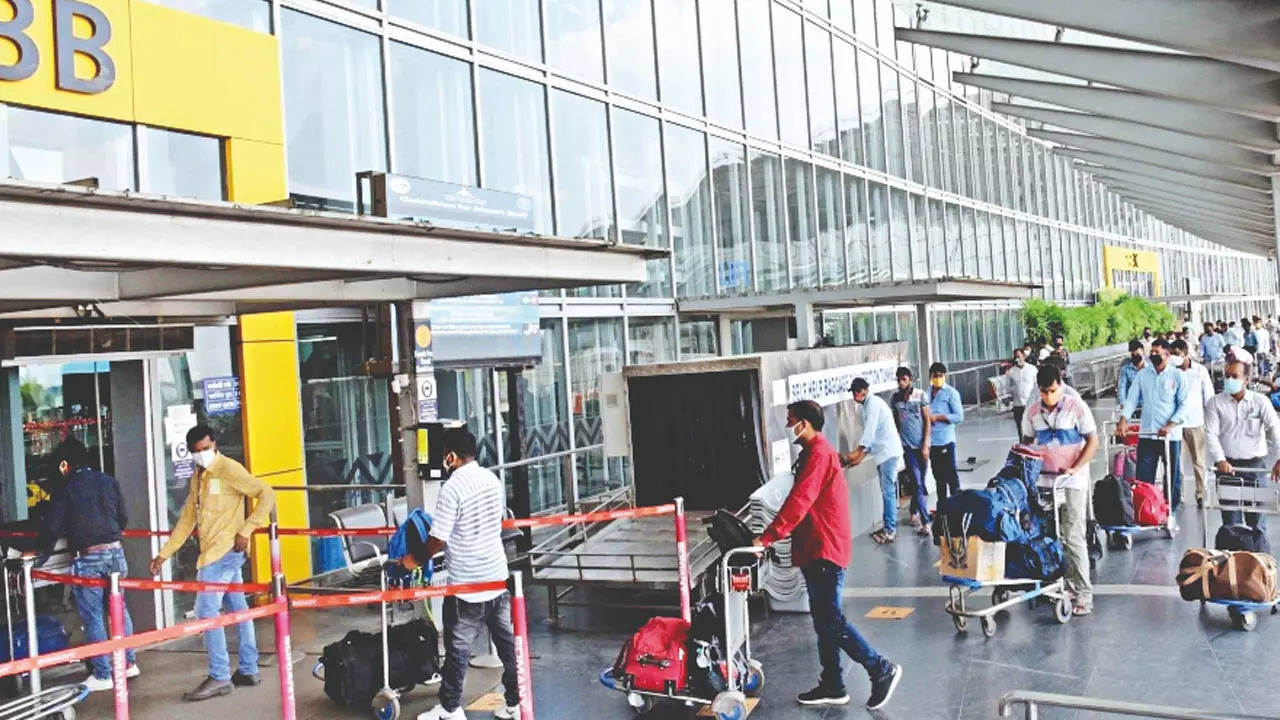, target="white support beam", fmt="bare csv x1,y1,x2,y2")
1029,129,1272,188
1099,183,1277,225
0,266,117,300
1056,148,1271,195
998,104,1276,176
1079,166,1274,213
116,268,369,300
916,0,1280,73
955,73,1280,152
1112,194,1277,234
896,28,1280,117
1127,206,1274,244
